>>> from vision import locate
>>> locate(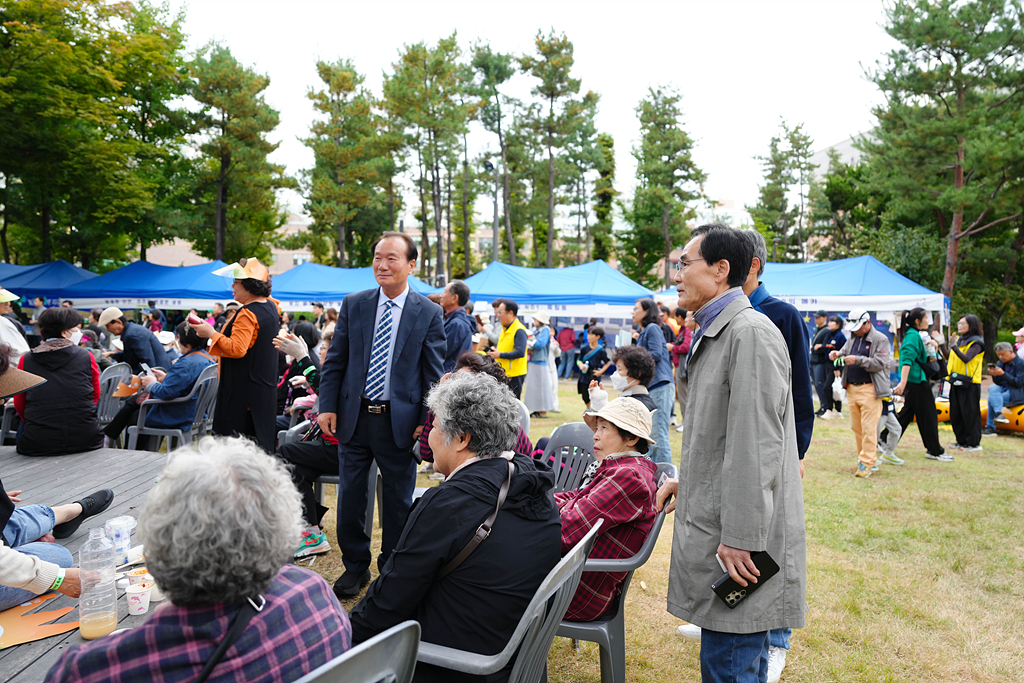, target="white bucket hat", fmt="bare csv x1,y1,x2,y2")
583,396,656,445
